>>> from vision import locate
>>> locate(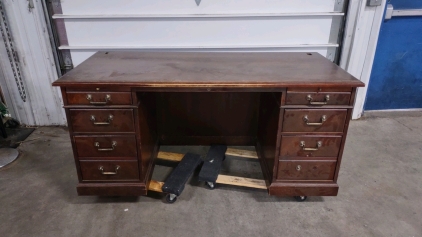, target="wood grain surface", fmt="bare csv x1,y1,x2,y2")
74,135,137,158
282,109,347,133
277,160,337,180
280,135,342,158
69,109,135,133
52,52,364,88
54,51,363,197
